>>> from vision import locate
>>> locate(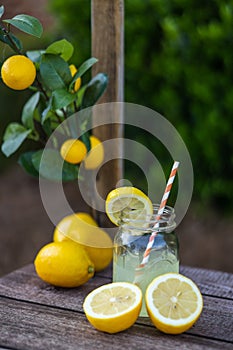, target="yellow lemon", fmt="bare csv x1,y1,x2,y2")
105,186,153,226
80,231,113,272
84,136,104,170
69,64,81,91
53,212,98,243
53,213,113,272
34,241,94,288
83,282,142,333
60,139,87,164
145,273,203,334
1,55,36,90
